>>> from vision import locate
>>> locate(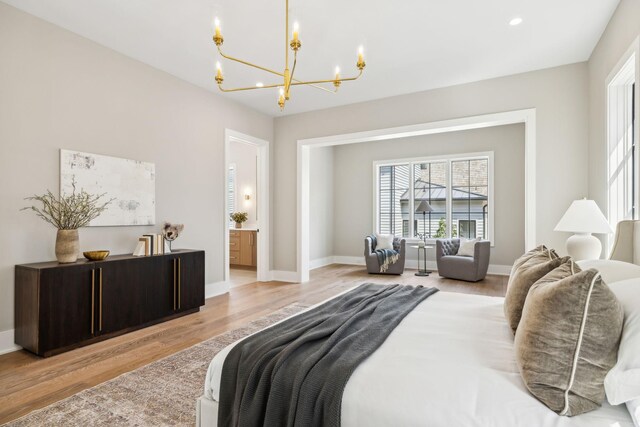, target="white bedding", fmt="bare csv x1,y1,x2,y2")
203,291,633,426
